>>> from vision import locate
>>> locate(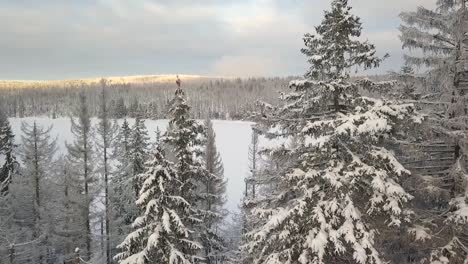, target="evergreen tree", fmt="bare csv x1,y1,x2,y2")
162,77,218,262
19,121,57,262
201,118,227,263
110,119,139,257
115,145,201,264
0,108,17,196
96,79,119,264
0,108,19,261
115,97,127,119
399,2,468,263
129,98,140,118
130,116,150,198
244,1,421,263
66,92,95,260
400,0,466,93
